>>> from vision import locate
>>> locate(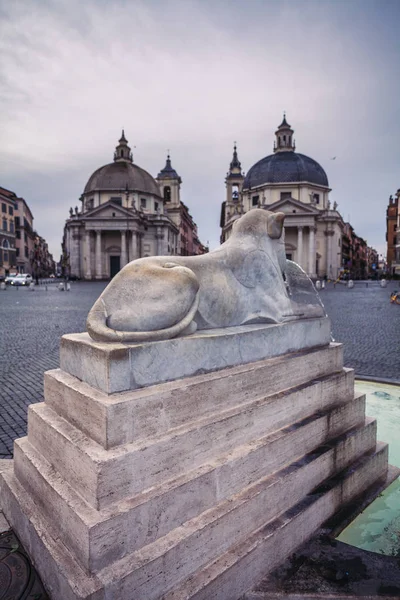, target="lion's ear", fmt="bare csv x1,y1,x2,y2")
267,212,285,239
